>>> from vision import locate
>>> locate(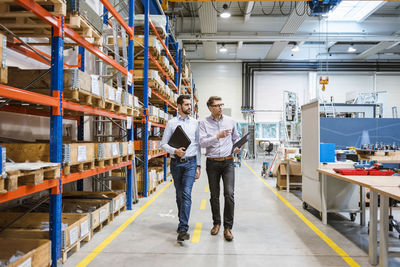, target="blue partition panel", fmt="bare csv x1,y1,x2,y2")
320,118,400,149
